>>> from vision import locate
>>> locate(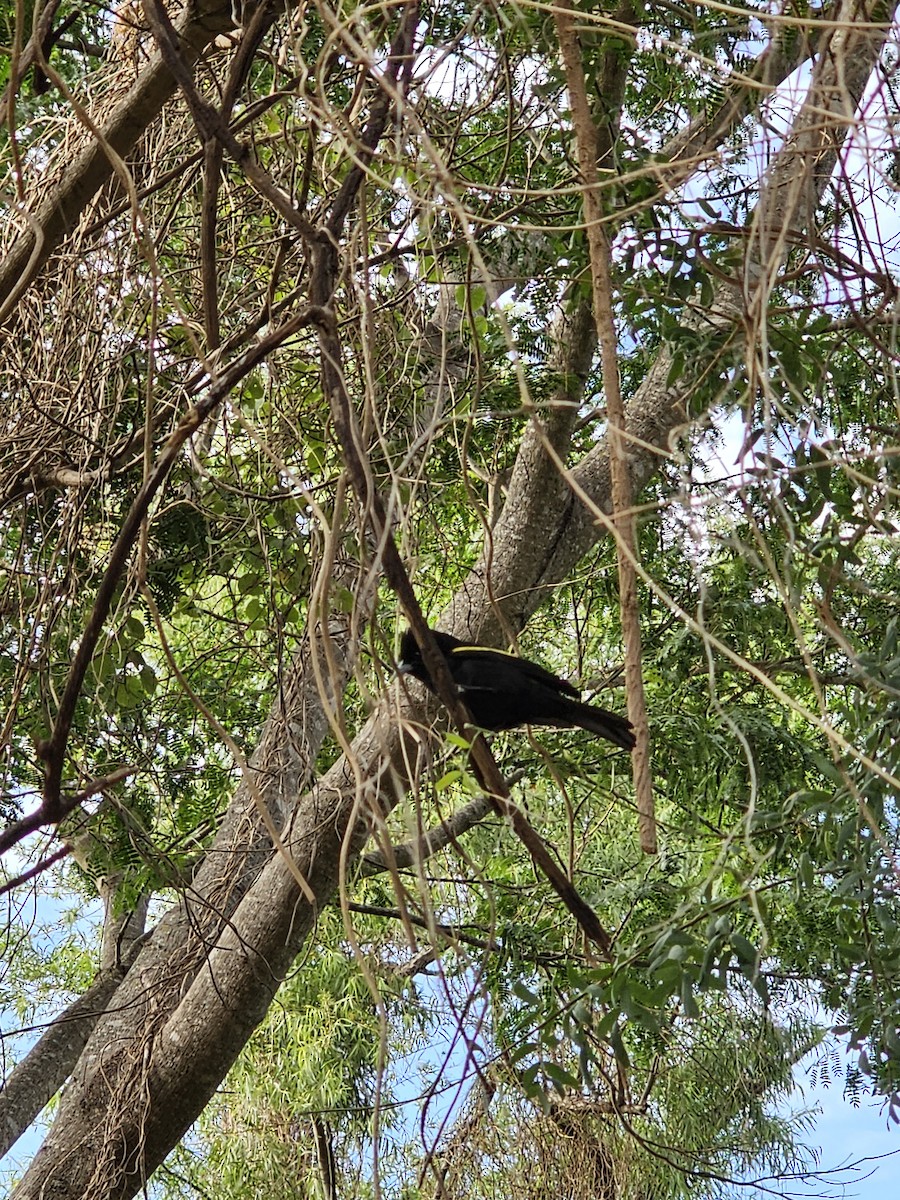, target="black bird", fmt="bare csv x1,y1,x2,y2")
397,628,635,751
